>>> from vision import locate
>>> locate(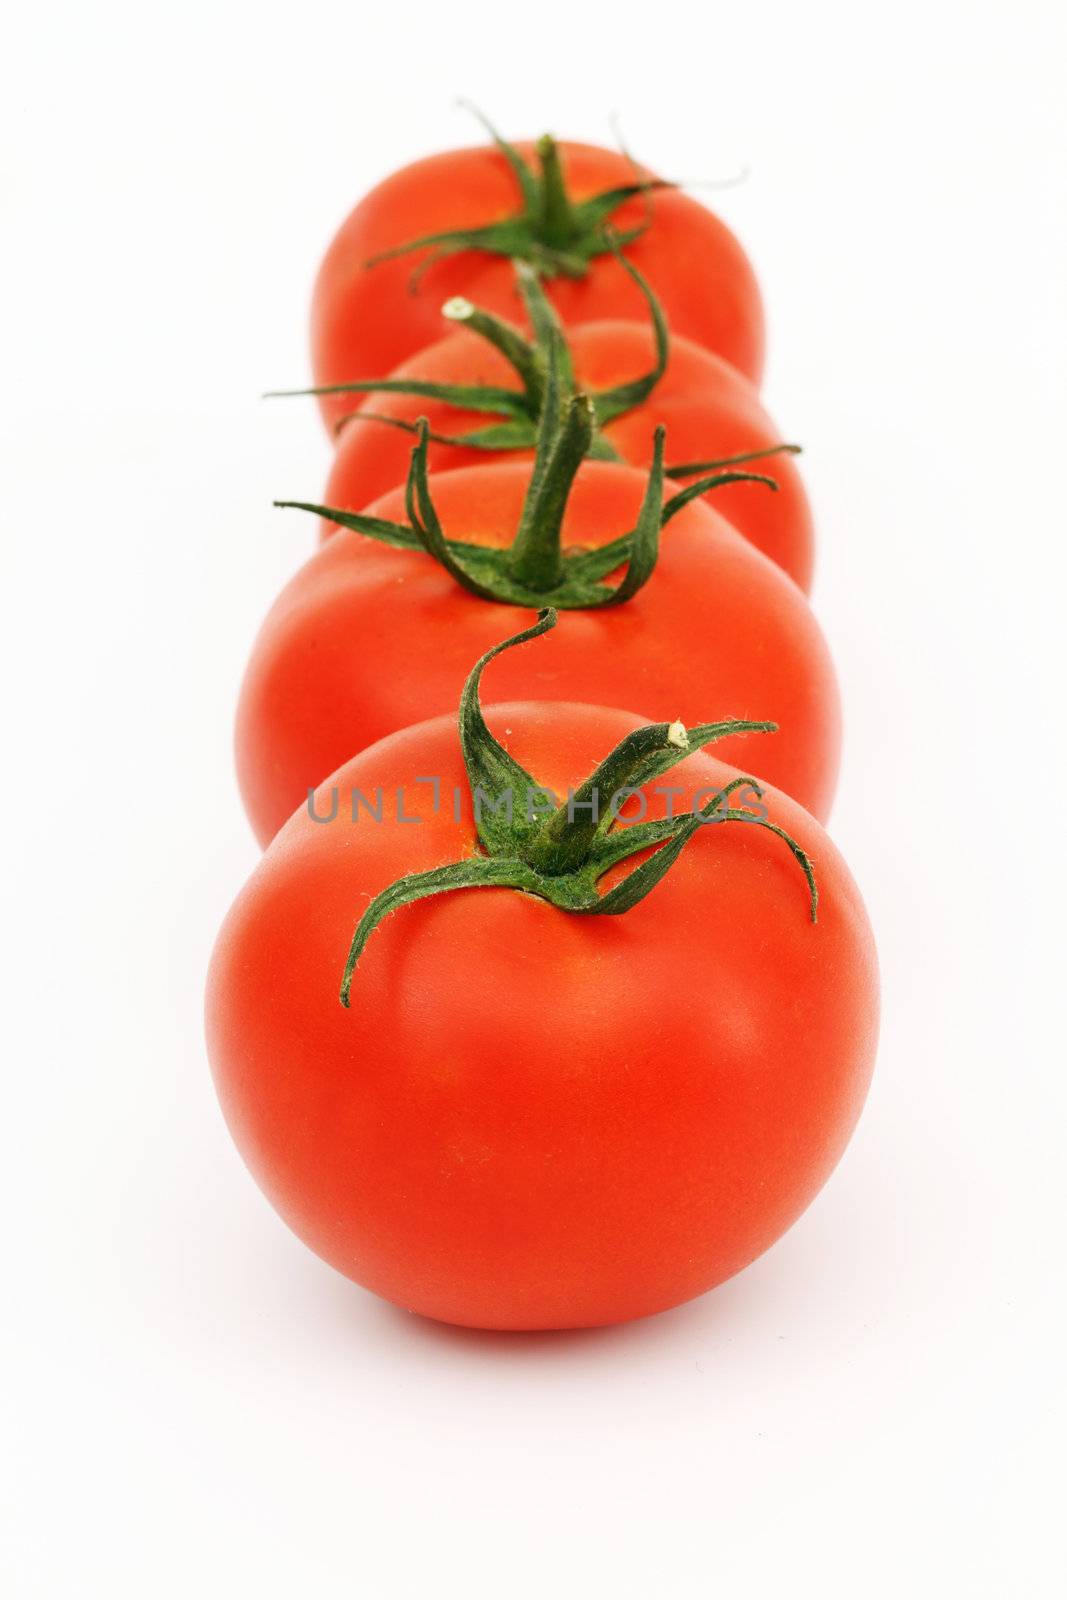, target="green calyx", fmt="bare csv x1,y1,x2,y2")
339,608,817,1004
268,255,802,486
270,253,666,455
276,341,782,609
365,104,671,281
